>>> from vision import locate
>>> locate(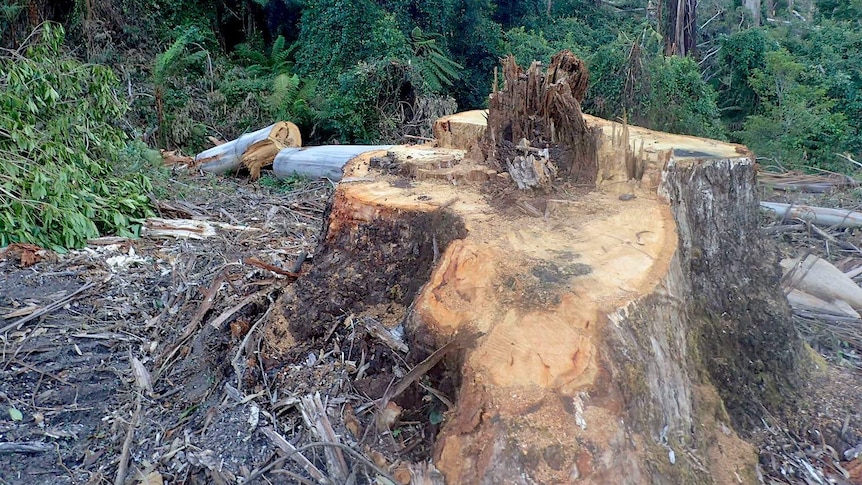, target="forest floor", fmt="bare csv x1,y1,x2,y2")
3,168,862,484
